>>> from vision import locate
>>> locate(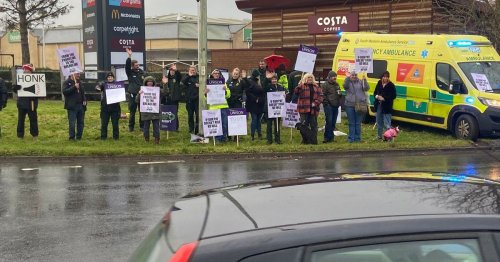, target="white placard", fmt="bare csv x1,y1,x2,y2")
115,68,128,82
283,103,301,128
16,73,47,97
337,108,342,124
207,81,227,105
354,48,373,73
228,108,247,136
140,86,160,113
267,91,286,118
202,109,223,137
105,82,126,104
57,46,83,77
294,44,319,73
471,73,492,92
